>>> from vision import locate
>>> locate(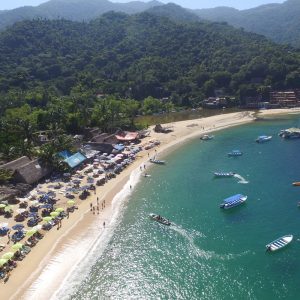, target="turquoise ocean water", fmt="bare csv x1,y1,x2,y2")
69,115,300,300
